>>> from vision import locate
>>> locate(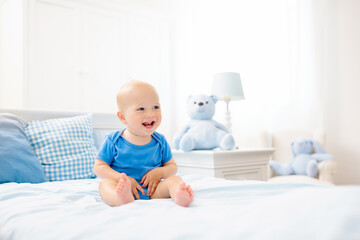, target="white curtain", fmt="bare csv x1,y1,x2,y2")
169,0,325,146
